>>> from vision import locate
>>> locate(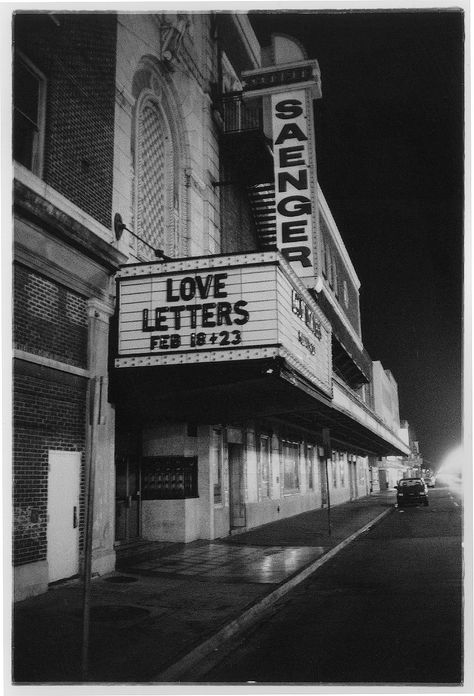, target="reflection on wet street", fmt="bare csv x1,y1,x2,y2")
128,544,325,584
